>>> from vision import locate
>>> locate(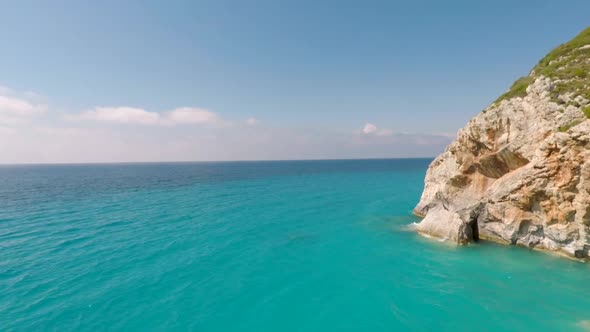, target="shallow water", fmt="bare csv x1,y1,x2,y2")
1,159,589,331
